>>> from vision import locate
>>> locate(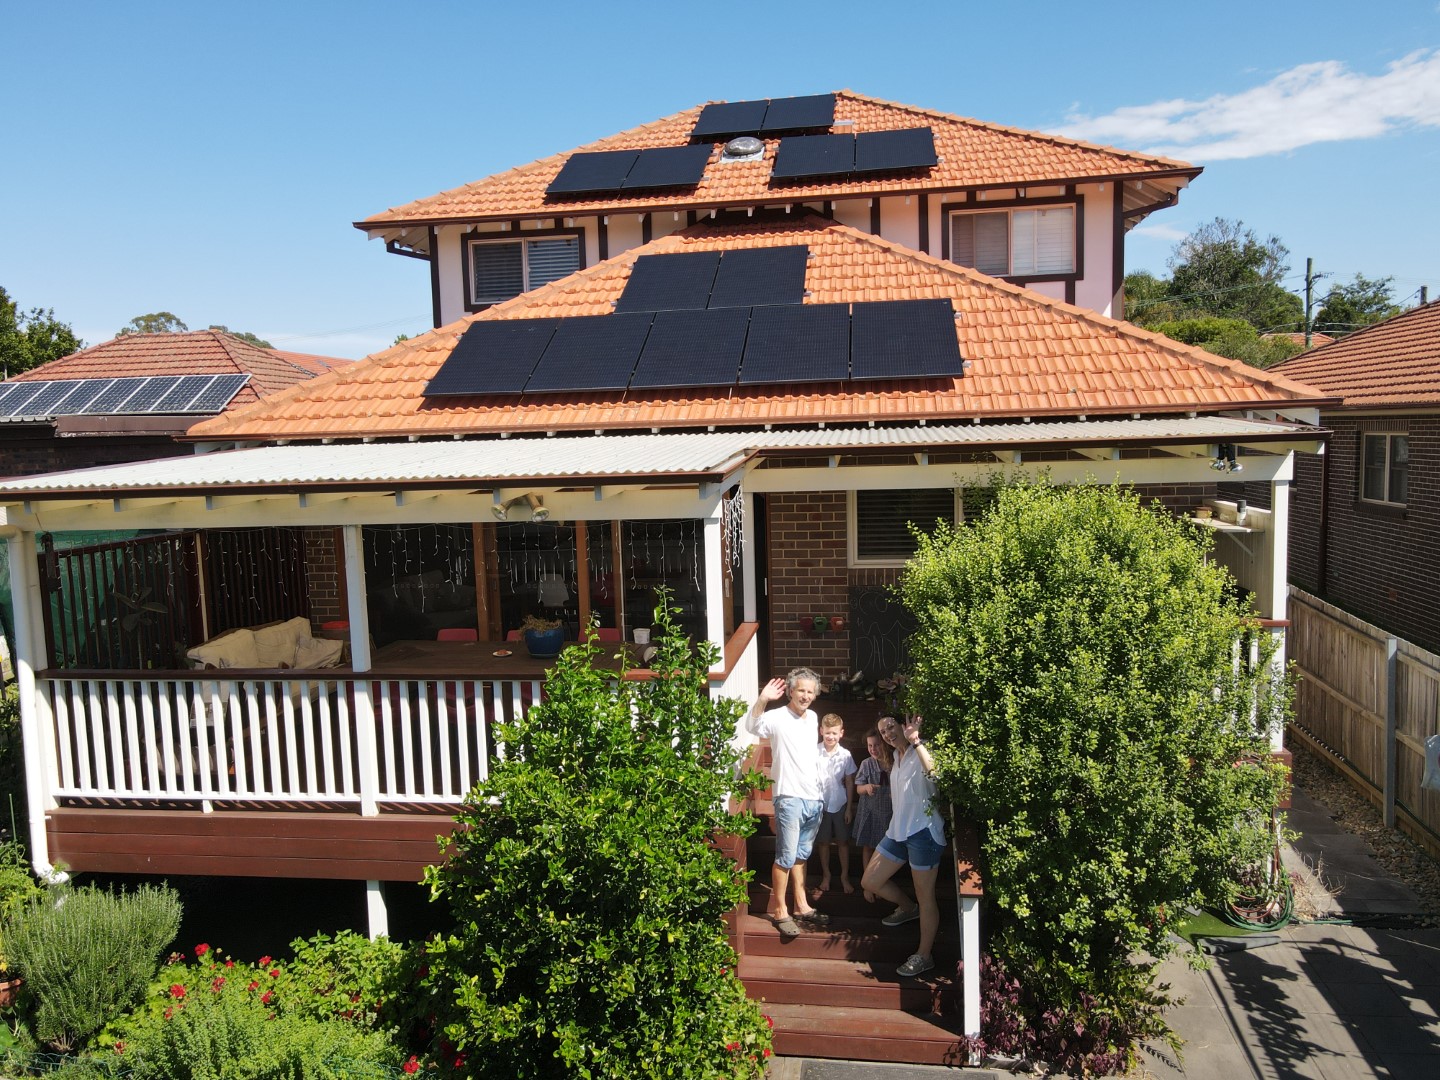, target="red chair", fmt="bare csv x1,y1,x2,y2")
505,629,522,641
437,628,479,642
582,627,622,643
